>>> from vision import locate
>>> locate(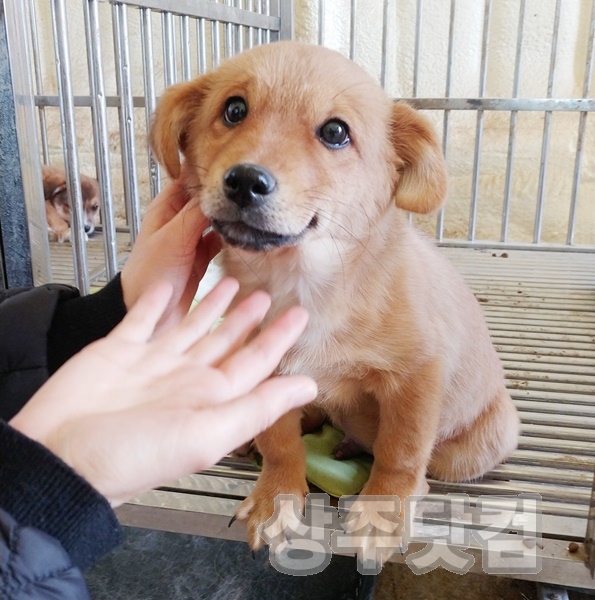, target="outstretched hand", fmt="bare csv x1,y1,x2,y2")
10,279,317,507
